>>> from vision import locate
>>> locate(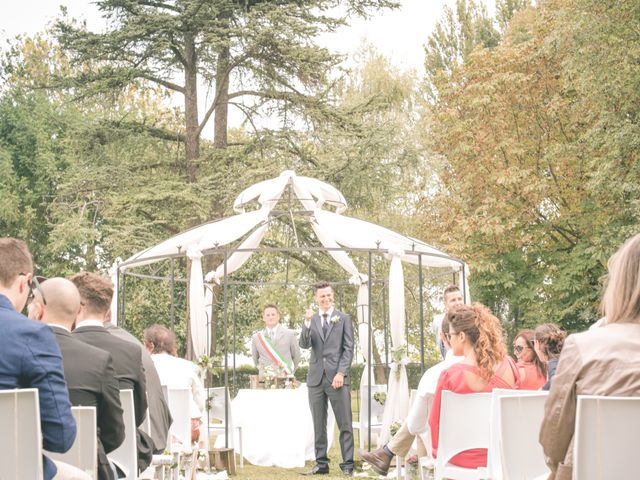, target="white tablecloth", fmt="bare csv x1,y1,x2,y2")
223,384,335,468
